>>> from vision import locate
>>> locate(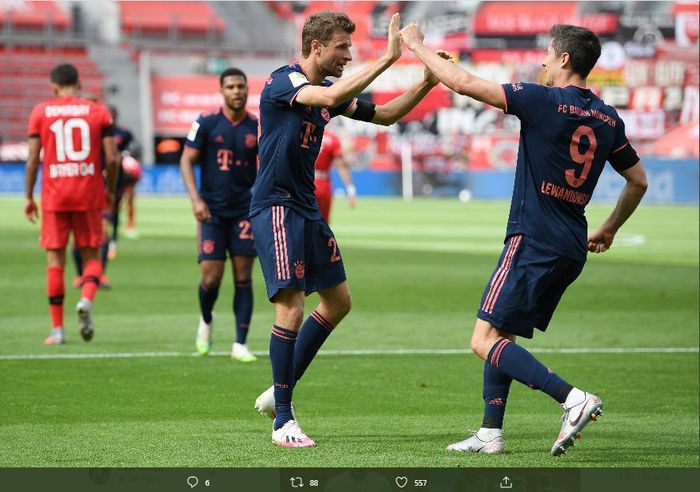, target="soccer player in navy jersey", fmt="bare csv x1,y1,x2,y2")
250,11,449,447
400,23,648,456
180,68,259,362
